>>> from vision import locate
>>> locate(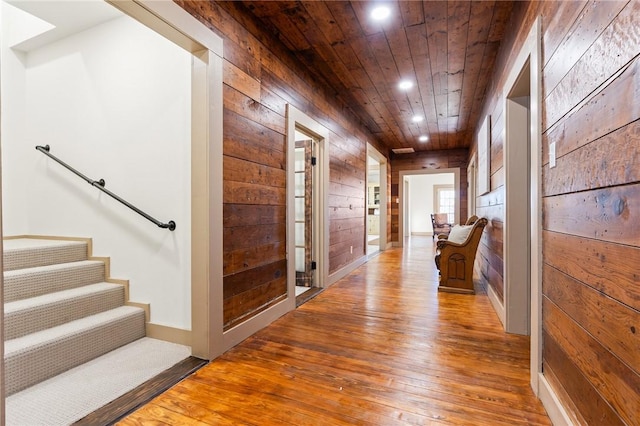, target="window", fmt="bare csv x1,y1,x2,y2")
434,185,455,224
